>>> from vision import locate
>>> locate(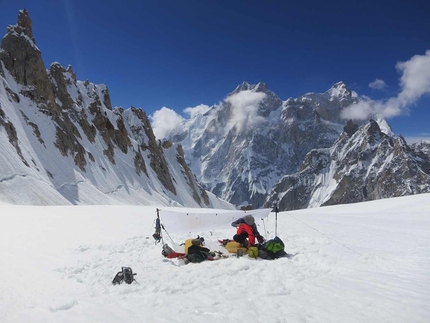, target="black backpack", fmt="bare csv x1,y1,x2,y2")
112,267,136,285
